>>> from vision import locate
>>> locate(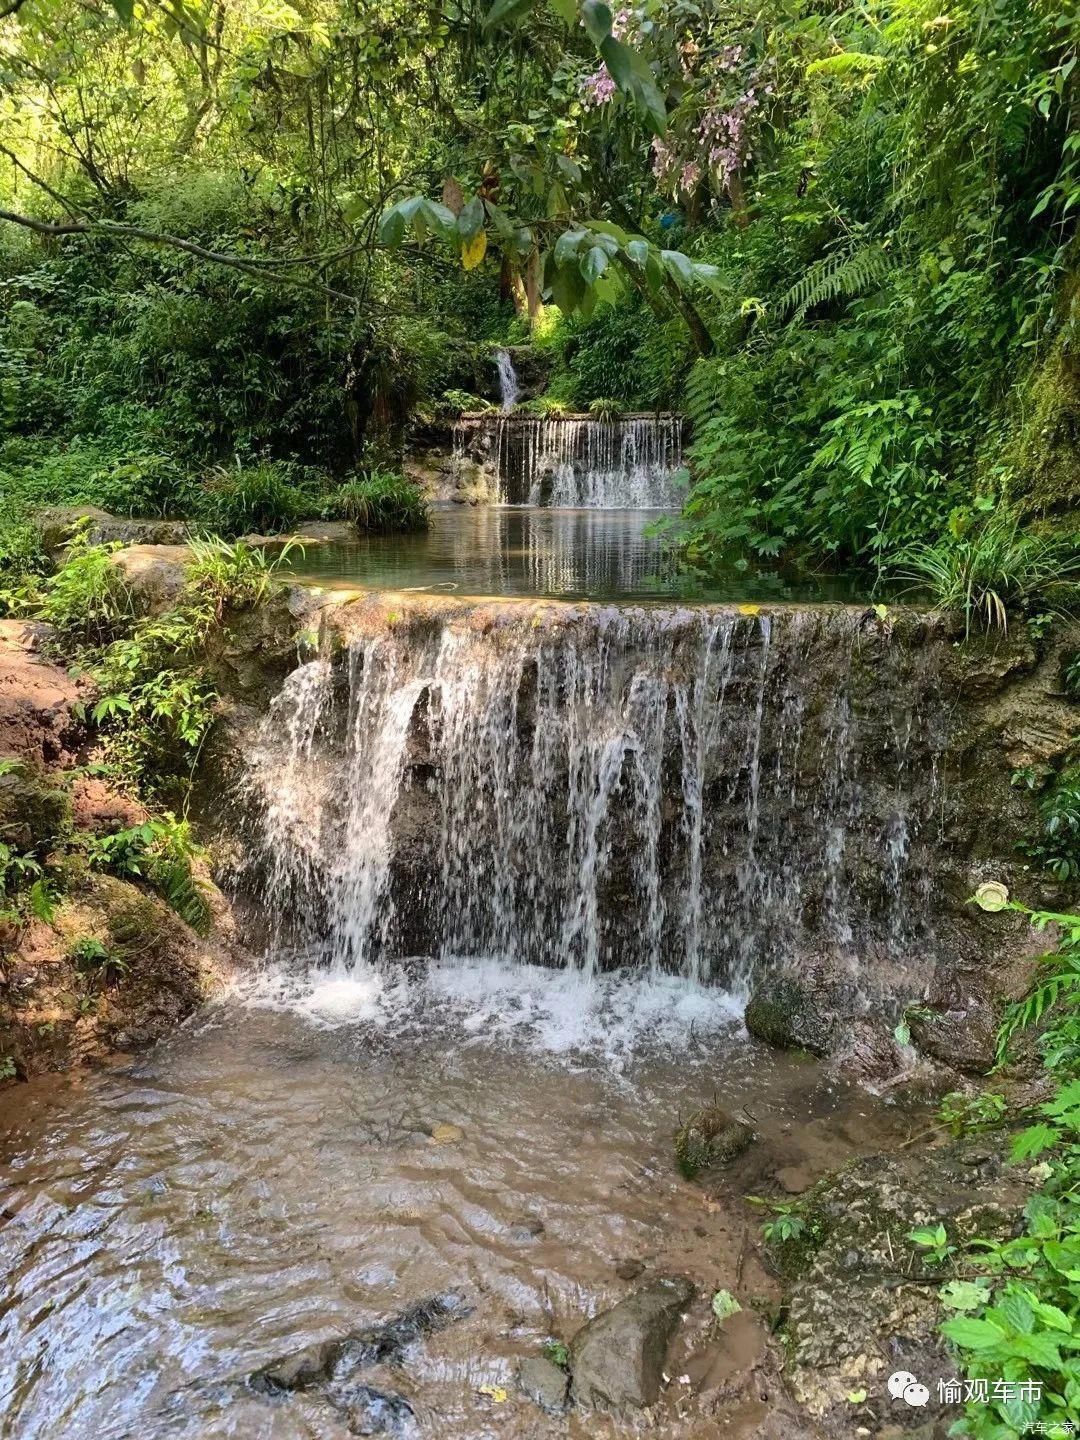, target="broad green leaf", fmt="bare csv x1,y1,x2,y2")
378,204,407,248
554,229,586,265
1011,1123,1060,1162
939,1280,989,1311
483,0,537,29
580,245,609,284
458,197,485,242
548,0,578,22
420,199,458,241
941,1316,1009,1350
711,1289,741,1321
661,248,695,288
1012,1332,1063,1368
625,238,650,266
110,0,135,21
599,35,666,135
549,261,586,314
581,0,612,45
